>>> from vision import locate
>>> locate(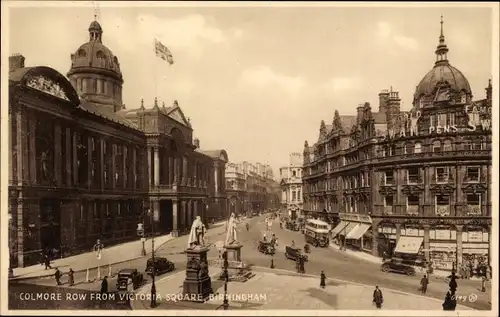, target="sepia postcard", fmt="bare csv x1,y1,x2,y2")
1,1,498,316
